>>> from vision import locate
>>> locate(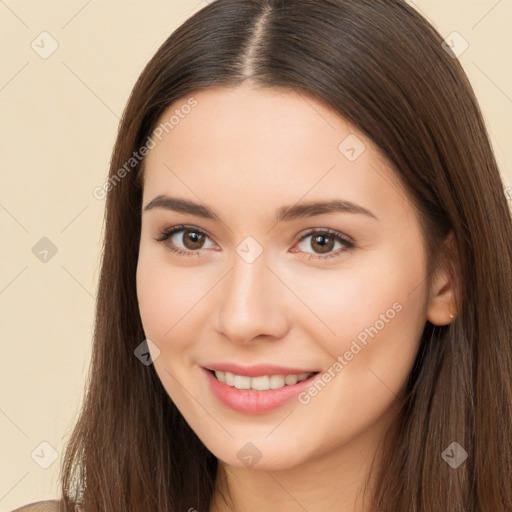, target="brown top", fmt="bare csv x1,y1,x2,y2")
11,500,61,512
